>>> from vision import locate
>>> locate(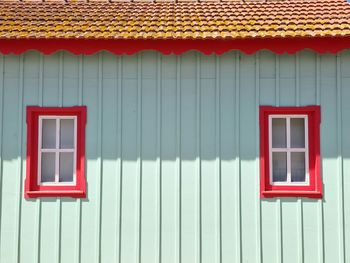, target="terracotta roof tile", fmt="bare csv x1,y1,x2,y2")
0,0,349,39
